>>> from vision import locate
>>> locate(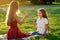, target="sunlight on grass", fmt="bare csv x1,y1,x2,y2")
0,5,60,40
